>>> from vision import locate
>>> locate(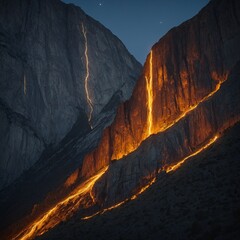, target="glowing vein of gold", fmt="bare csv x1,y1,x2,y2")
115,79,223,160
82,23,93,122
164,135,219,173
146,50,153,136
83,135,219,220
14,166,108,240
82,177,156,220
